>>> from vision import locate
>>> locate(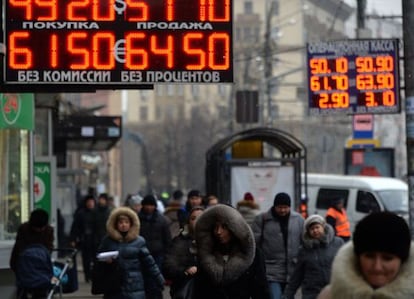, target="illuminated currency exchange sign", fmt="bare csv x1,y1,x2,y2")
2,0,233,90
306,39,400,115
